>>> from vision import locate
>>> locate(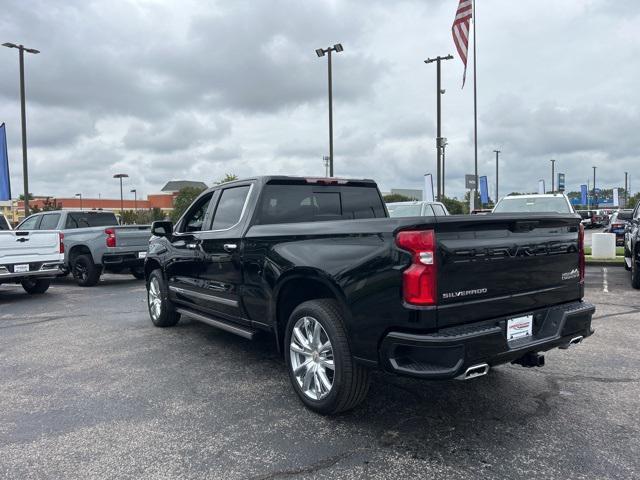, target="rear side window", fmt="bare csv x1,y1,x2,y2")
39,214,61,230
211,186,251,230
65,212,118,229
256,184,386,225
432,204,447,216
18,215,41,230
